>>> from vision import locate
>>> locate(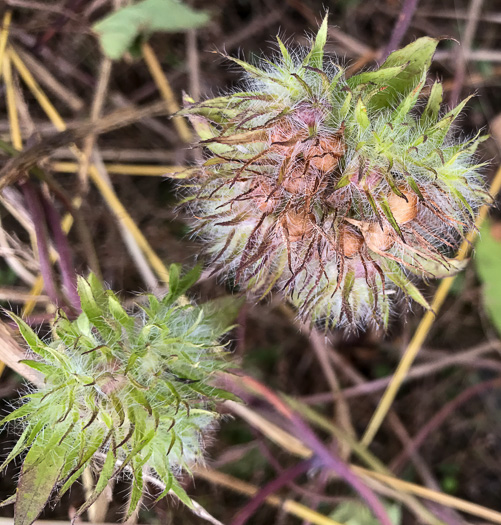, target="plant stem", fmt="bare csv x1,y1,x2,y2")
381,0,420,61
40,191,80,312
231,457,315,525
21,181,61,308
